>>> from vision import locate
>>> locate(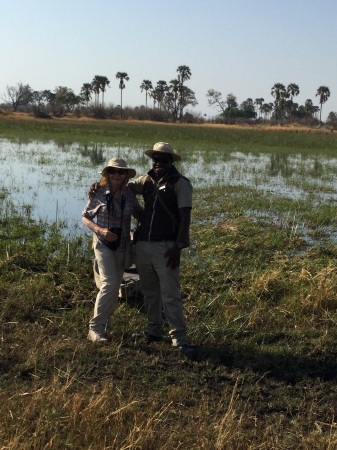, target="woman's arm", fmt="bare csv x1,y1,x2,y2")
82,216,120,243
82,215,103,236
